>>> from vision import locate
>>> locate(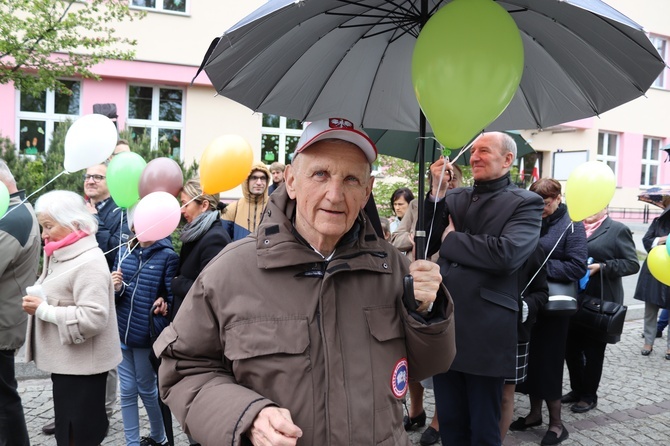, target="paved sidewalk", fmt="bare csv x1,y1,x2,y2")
18,319,670,445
